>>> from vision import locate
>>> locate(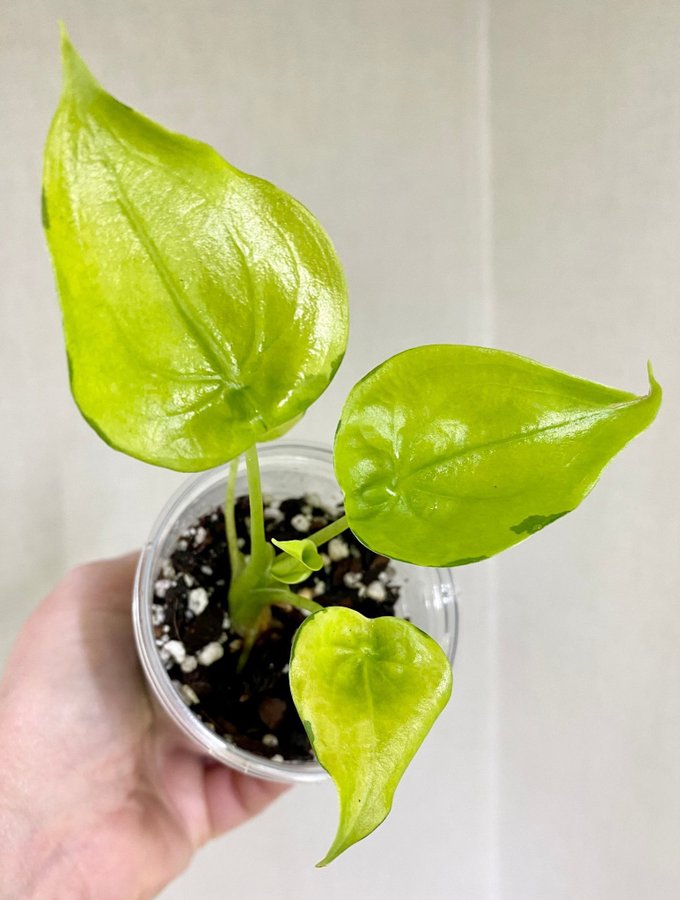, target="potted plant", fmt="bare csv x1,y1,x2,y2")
42,29,662,867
